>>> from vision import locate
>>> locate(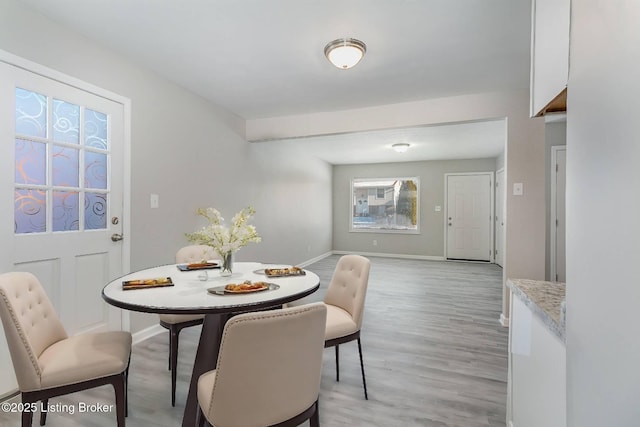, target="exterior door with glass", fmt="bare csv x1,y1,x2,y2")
0,59,127,395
